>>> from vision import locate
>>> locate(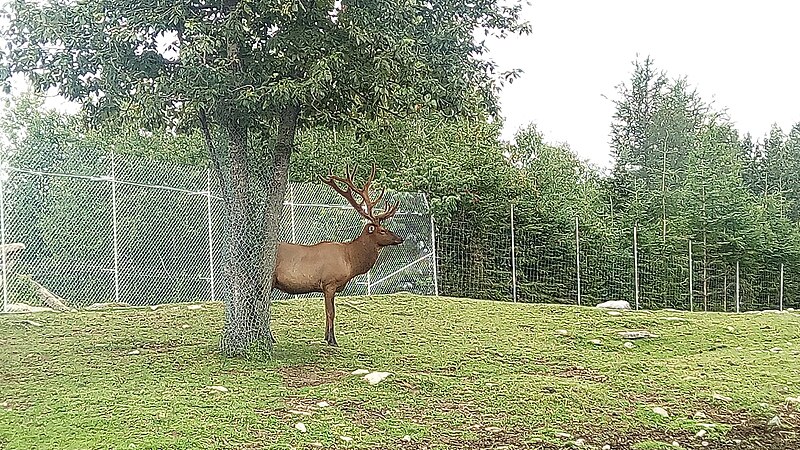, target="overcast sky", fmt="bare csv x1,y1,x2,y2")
488,0,800,169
